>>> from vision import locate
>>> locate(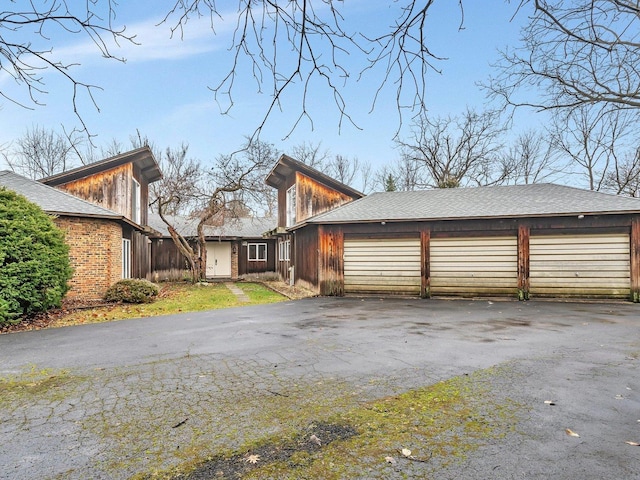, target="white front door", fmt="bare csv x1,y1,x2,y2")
206,242,232,278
